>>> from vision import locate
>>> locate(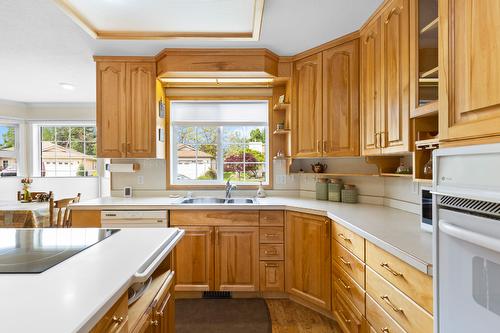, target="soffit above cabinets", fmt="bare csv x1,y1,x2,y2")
53,0,265,40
